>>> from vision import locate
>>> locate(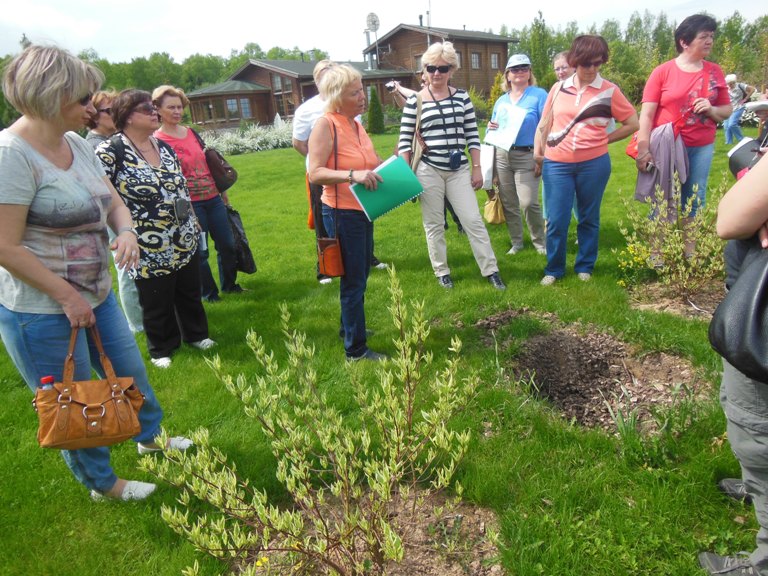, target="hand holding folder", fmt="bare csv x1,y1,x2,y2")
350,155,424,221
